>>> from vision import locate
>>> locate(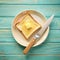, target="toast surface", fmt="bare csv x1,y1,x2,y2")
16,14,41,39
